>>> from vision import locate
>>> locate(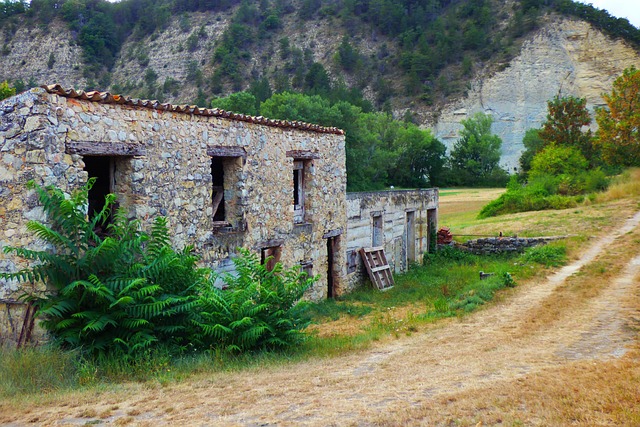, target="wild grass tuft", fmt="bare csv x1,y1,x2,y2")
523,243,567,267
0,346,83,397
